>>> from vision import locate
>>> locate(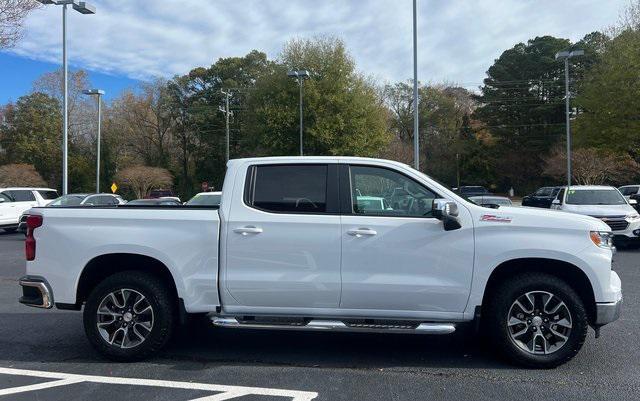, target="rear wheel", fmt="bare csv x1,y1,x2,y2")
485,273,588,368
83,271,176,361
